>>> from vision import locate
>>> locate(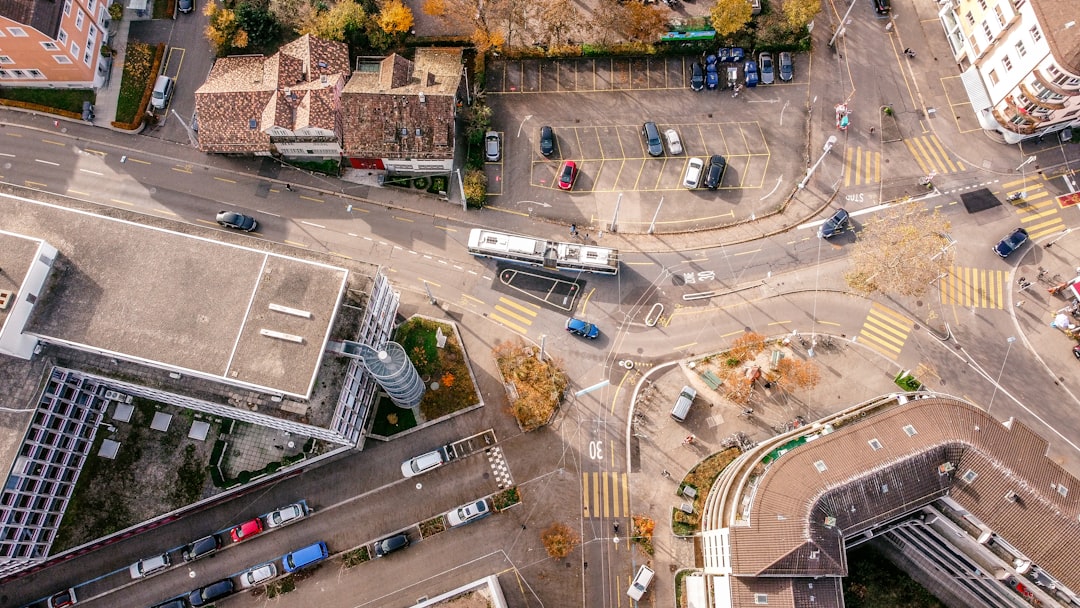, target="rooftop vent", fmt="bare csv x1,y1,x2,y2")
248,118,258,130
0,289,13,310
259,329,303,343
1006,491,1018,503
418,91,426,103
